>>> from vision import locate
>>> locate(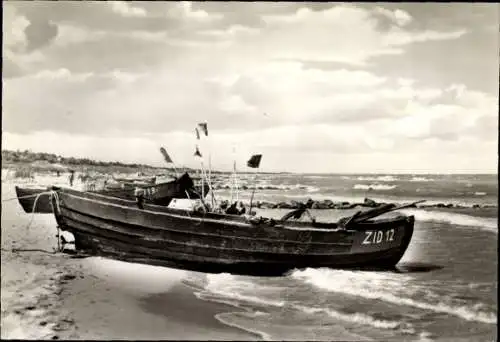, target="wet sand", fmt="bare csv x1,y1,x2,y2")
56,257,262,340
1,179,260,340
